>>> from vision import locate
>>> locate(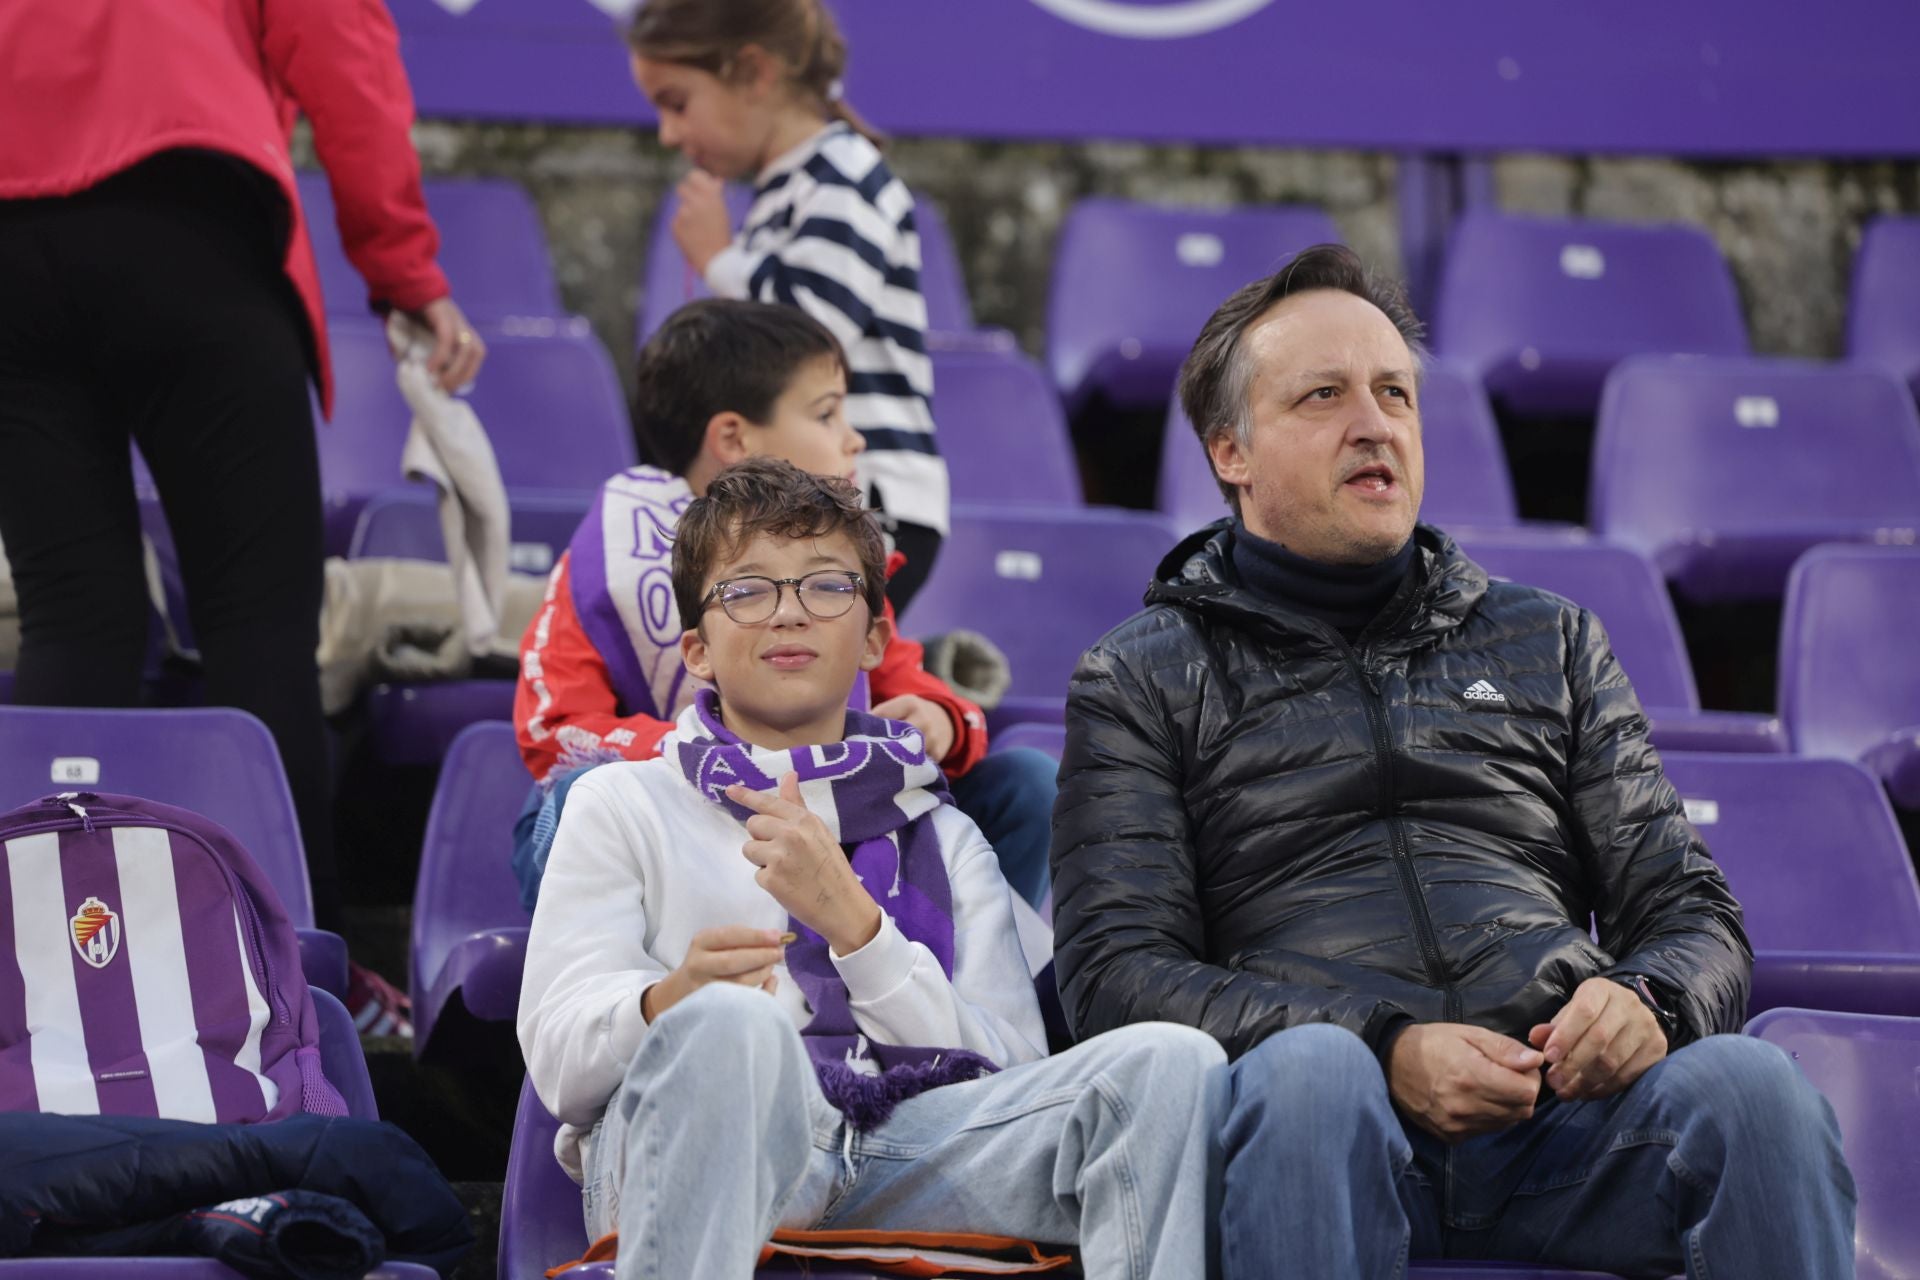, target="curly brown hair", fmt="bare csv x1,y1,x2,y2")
671,457,887,630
